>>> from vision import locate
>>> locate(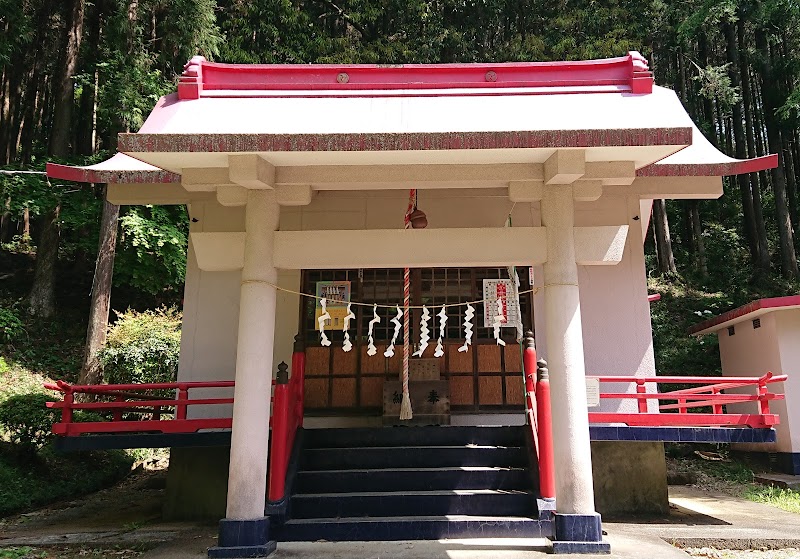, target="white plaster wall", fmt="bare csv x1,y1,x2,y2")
178,201,243,419
716,313,790,452
178,189,653,419
574,195,657,413
776,311,800,453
